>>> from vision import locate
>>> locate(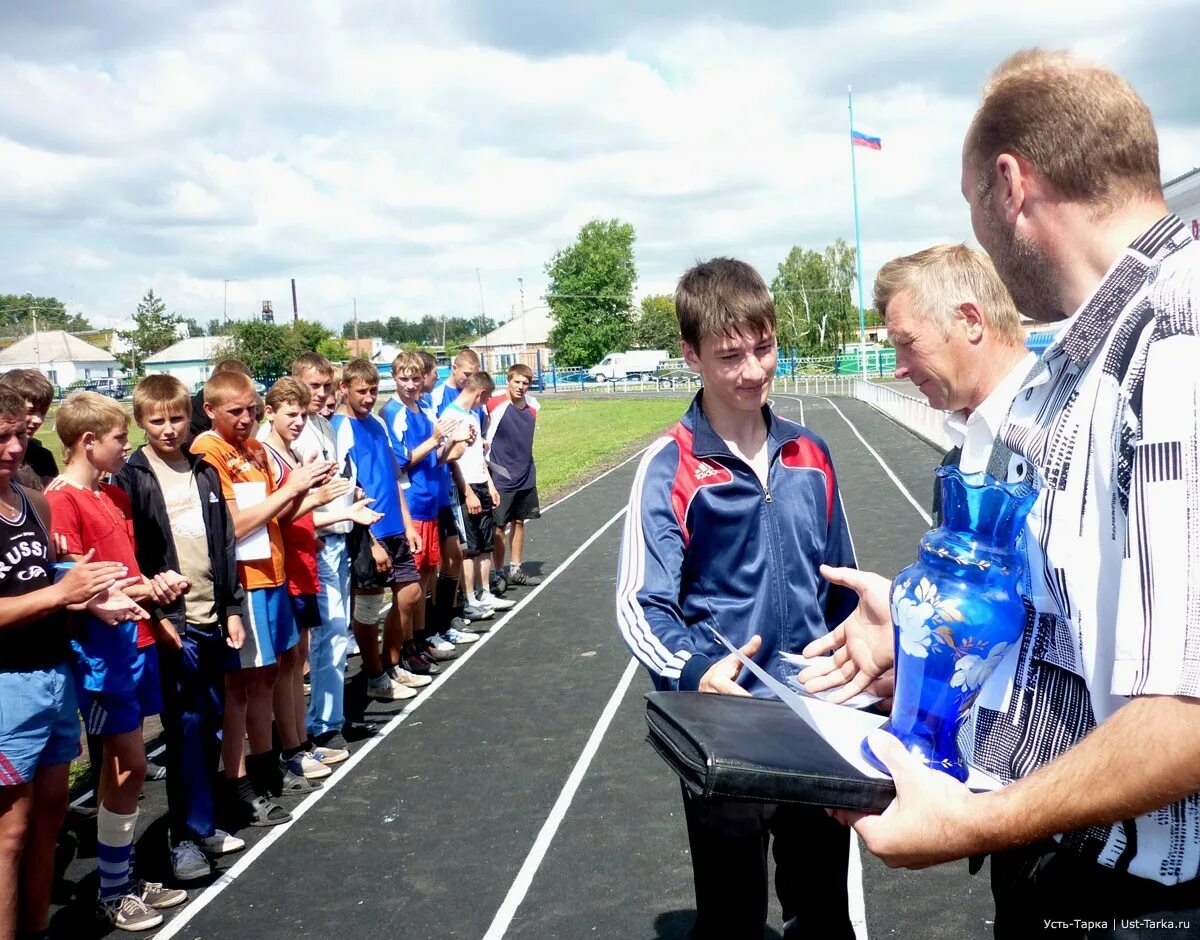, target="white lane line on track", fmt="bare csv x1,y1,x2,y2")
541,445,648,513
482,656,641,940
779,395,931,528
155,502,631,939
